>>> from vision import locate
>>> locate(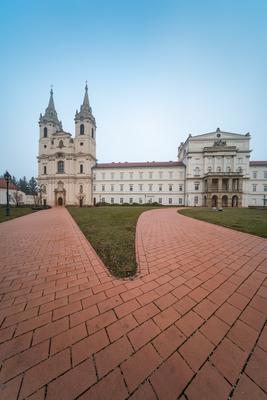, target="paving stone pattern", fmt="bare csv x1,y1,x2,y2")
0,207,266,399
